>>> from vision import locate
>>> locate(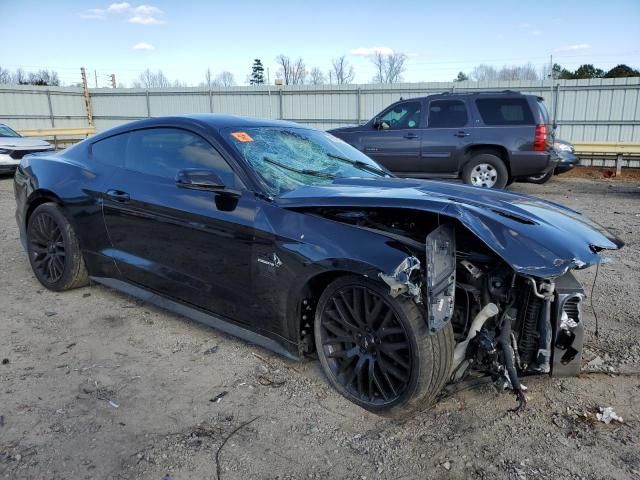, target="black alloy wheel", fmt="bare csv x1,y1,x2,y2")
26,203,89,291
319,285,412,406
28,211,66,283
